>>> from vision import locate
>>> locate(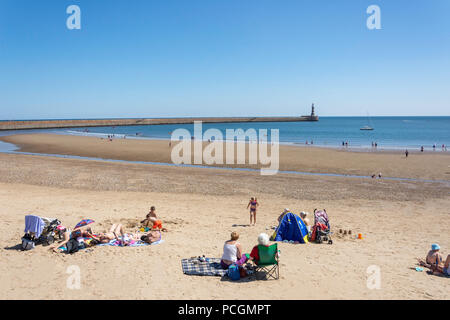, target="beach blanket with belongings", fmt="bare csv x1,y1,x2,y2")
181,258,228,277
59,231,164,252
